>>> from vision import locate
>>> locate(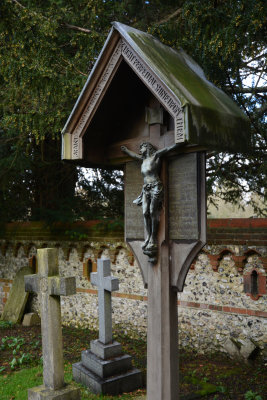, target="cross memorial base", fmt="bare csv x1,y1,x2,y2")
72,340,142,395
28,383,80,400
